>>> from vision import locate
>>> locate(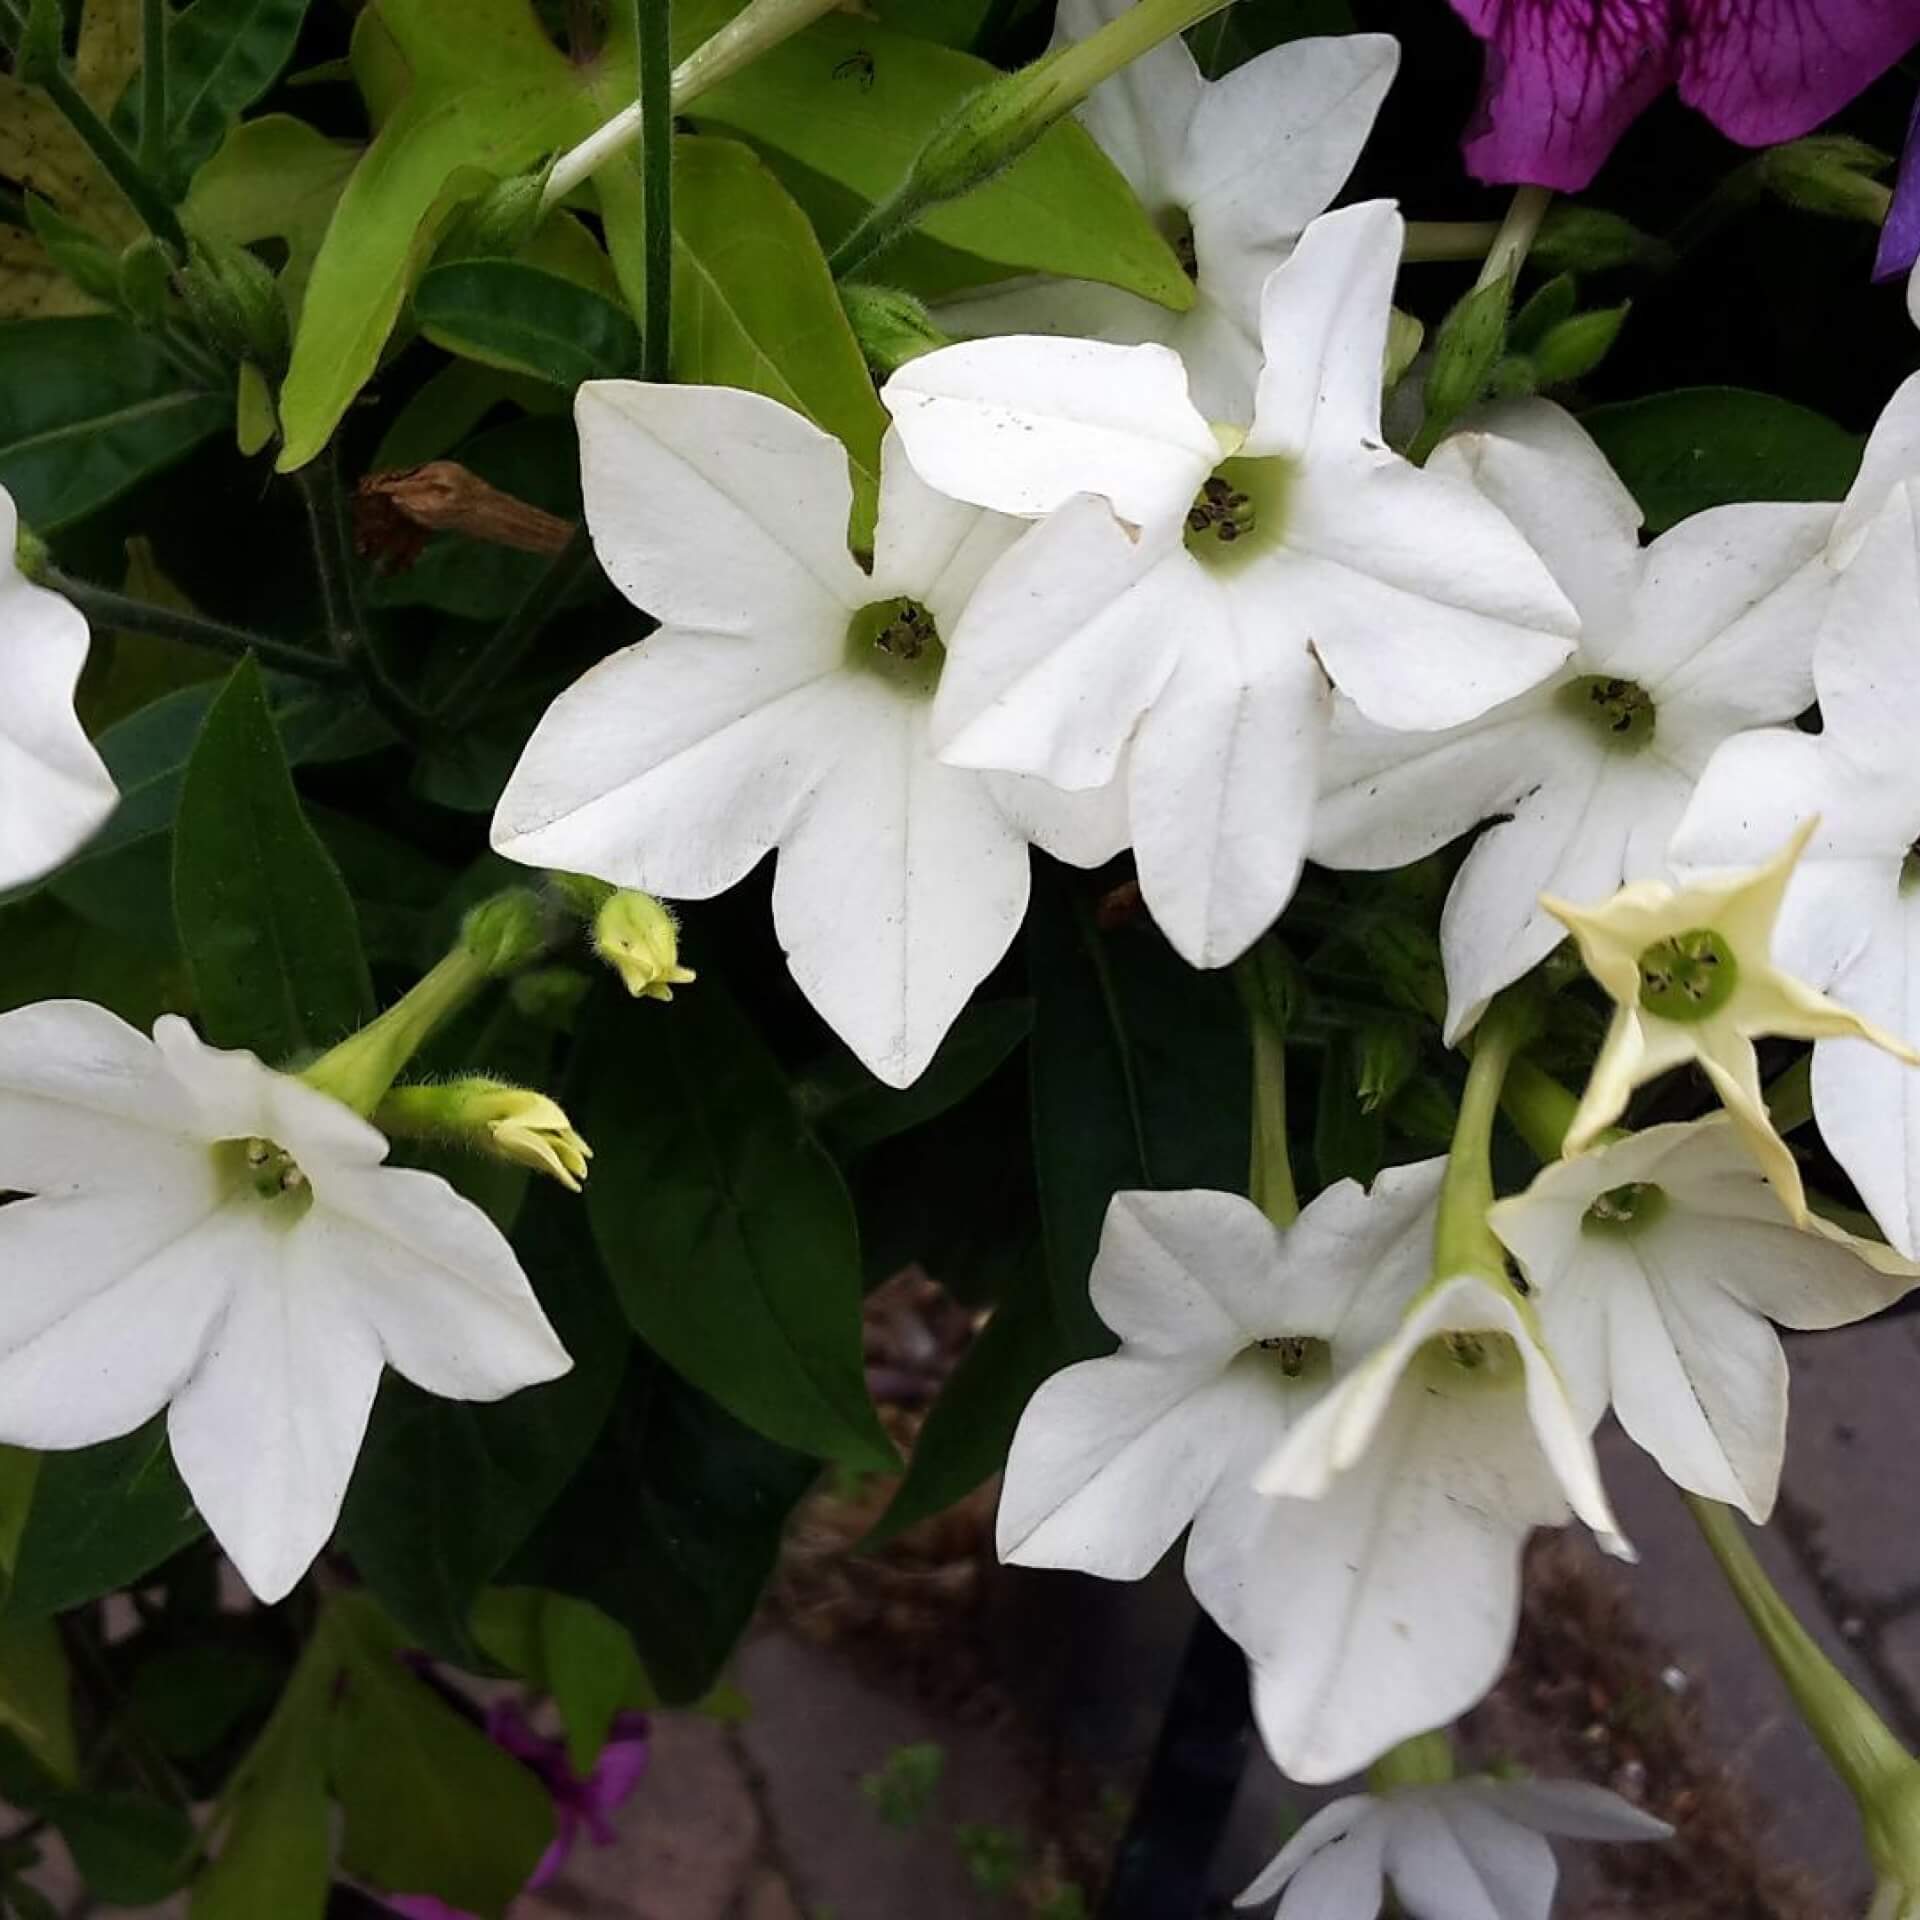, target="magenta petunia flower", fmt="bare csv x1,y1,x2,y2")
383,1704,651,1919
1450,0,1920,190
1875,92,1920,280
